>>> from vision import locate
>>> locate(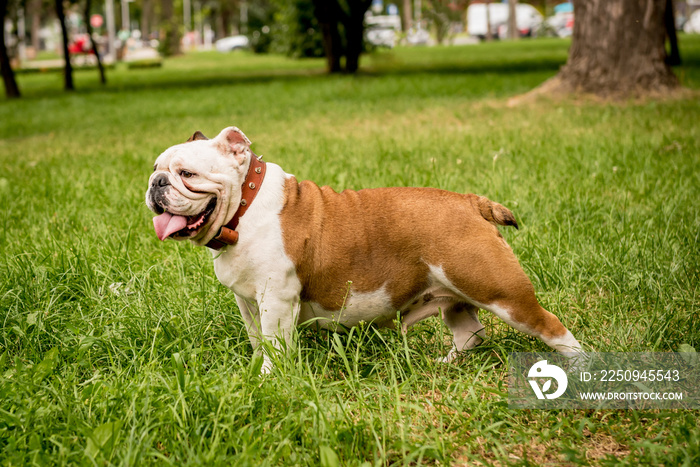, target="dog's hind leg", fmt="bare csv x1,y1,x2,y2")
480,297,582,355
429,240,582,355
439,302,486,363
